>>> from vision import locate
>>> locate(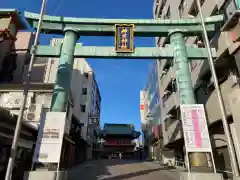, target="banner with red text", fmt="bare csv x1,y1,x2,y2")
180,104,212,152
